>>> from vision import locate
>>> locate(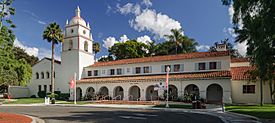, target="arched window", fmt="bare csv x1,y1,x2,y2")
36,72,39,79
46,72,50,79
69,40,73,50
41,72,44,79
84,41,88,52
